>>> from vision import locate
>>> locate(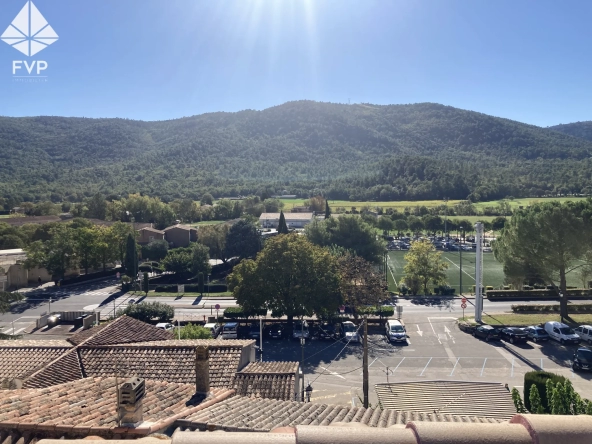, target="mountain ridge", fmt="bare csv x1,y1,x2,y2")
1,101,591,204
